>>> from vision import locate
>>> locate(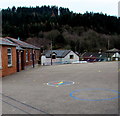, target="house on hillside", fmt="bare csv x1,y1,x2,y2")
0,37,40,77
106,48,120,61
41,50,79,65
81,52,107,62
0,38,17,77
